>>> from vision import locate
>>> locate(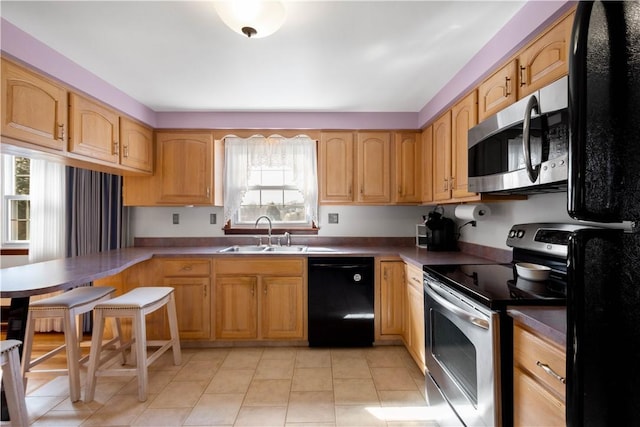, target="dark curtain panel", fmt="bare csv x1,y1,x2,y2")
65,167,129,330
